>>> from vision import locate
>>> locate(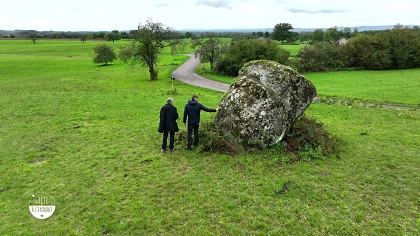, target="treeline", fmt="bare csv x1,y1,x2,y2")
0,26,384,42
294,27,420,72
194,26,420,76
1,29,134,40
